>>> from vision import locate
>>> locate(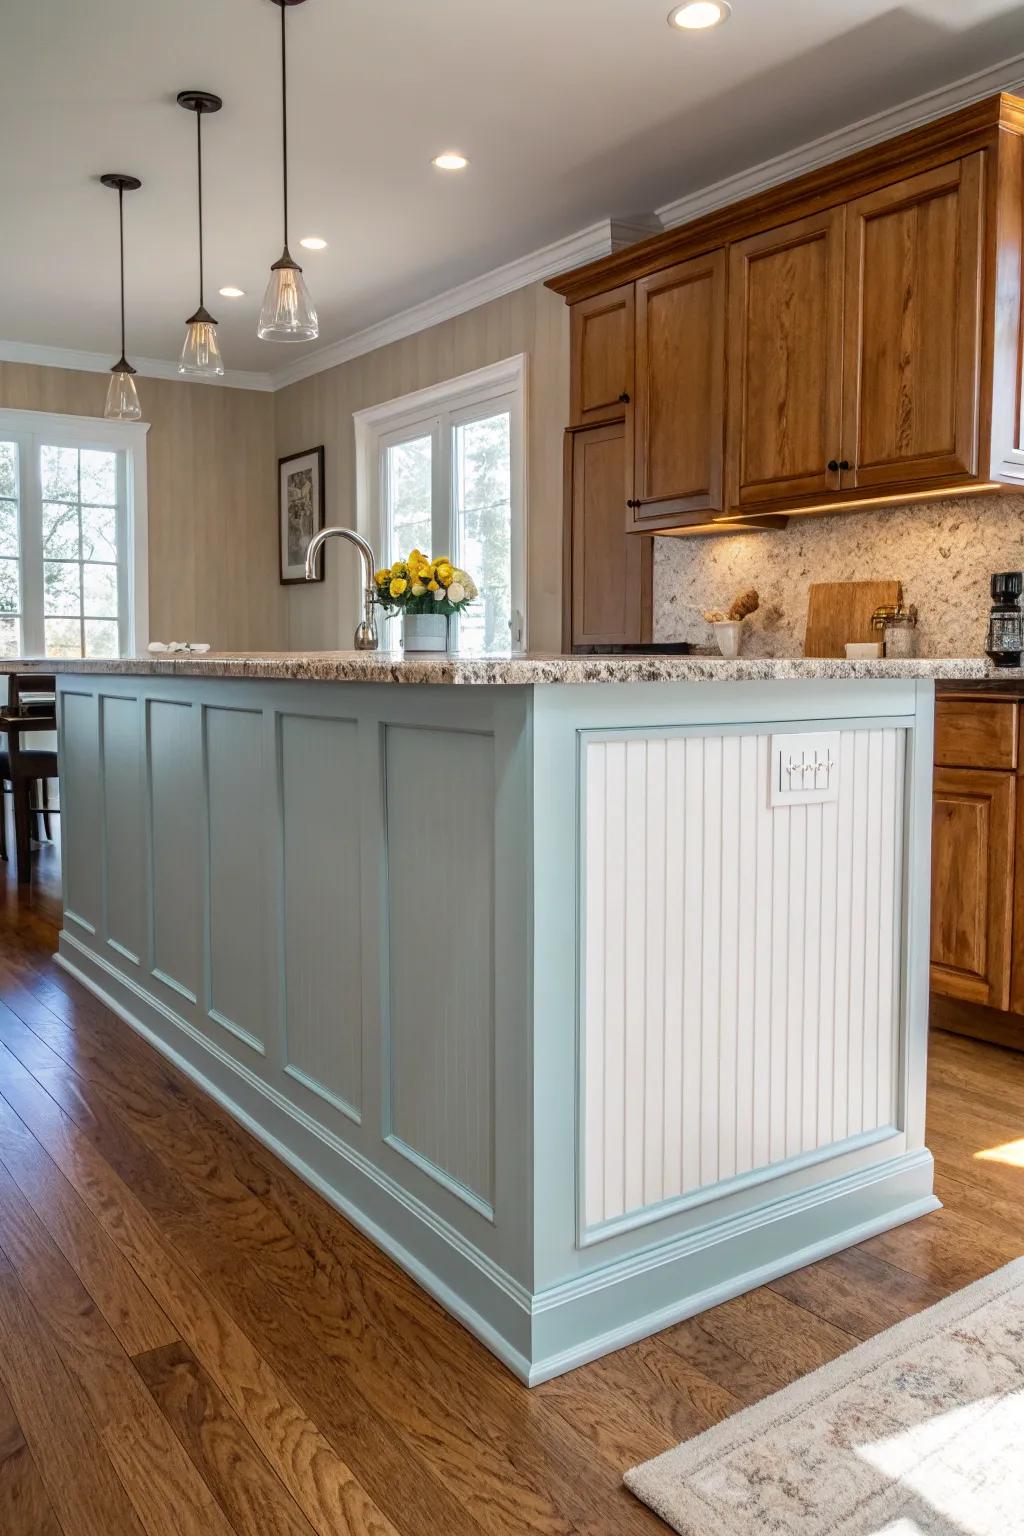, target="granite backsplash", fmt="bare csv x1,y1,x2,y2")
653,492,1024,658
